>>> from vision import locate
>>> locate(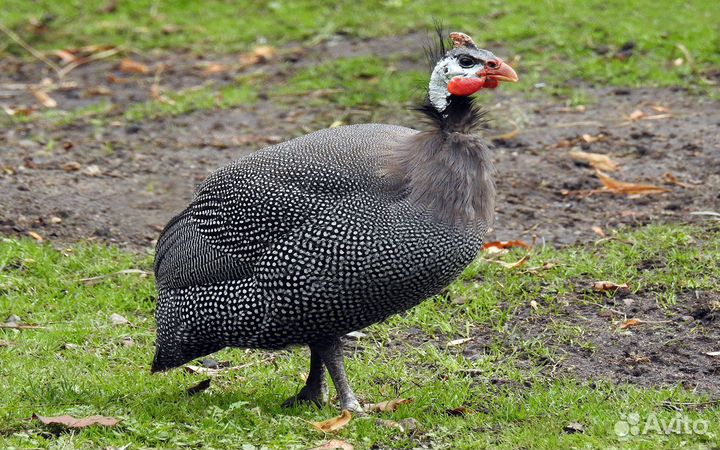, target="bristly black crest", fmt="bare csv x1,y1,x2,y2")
423,21,448,70
414,22,488,134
